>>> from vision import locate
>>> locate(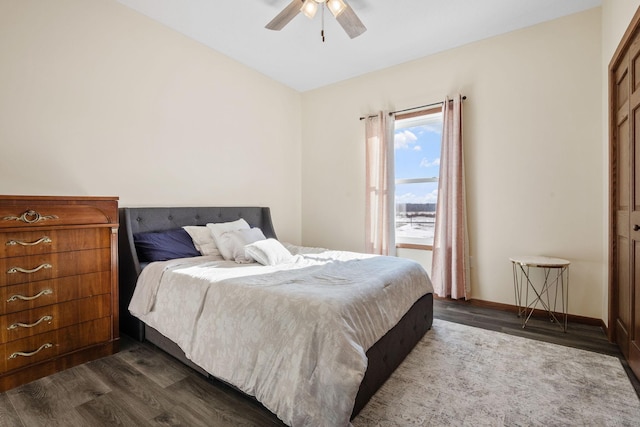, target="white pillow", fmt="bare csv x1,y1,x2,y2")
244,238,293,266
206,218,250,260
182,226,220,257
218,228,266,264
